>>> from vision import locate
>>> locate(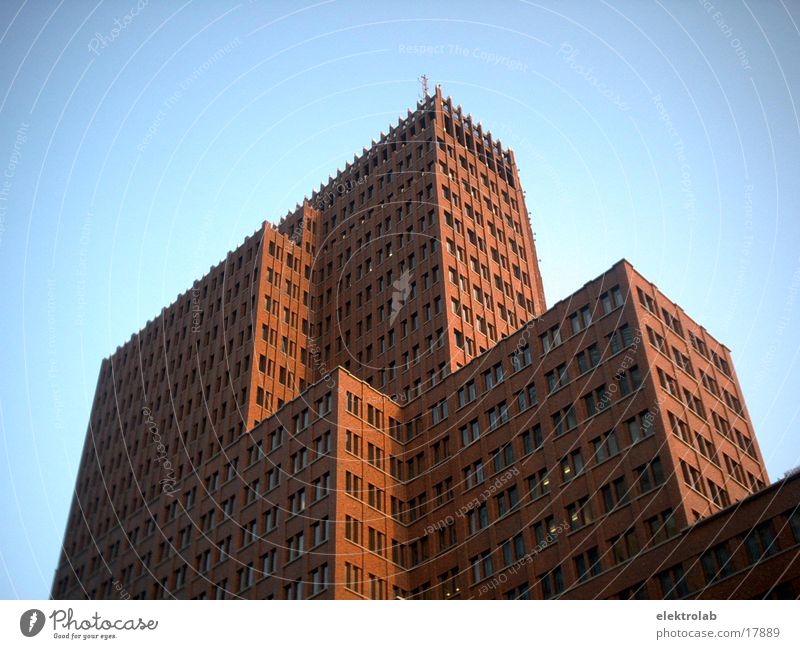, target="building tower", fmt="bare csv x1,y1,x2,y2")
52,88,800,601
